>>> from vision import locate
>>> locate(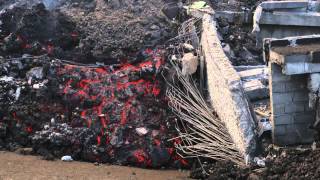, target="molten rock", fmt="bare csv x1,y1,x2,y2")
0,50,188,168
